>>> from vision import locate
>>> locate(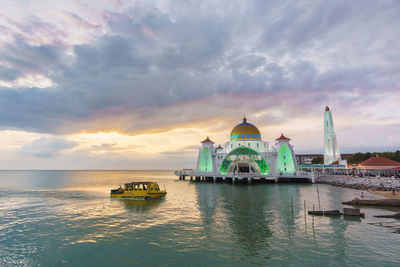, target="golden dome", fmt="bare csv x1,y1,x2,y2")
230,117,261,141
